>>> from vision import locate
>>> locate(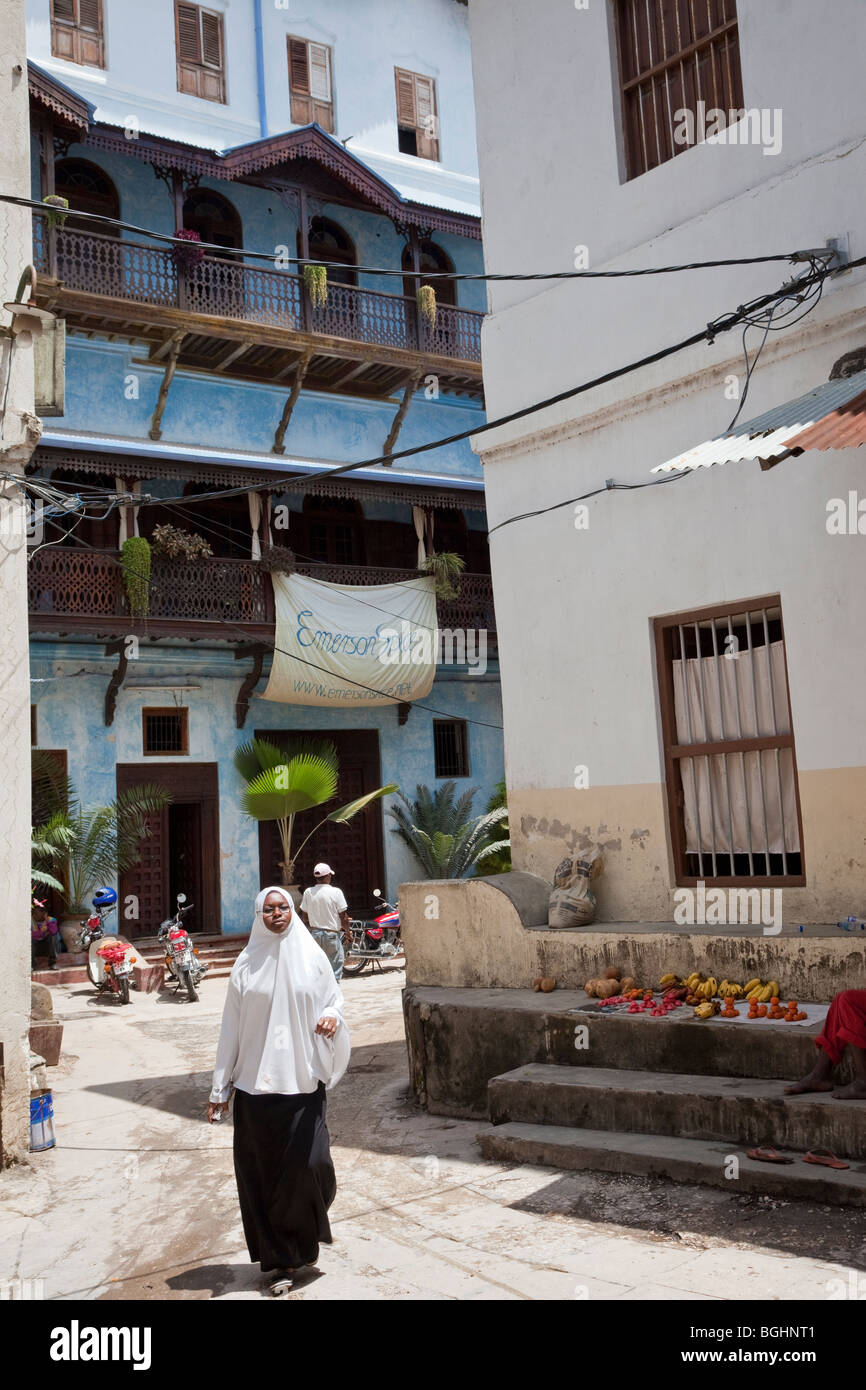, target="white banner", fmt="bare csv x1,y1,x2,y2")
263,572,438,707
